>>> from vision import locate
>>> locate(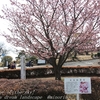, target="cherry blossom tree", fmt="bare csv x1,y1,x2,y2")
1,0,100,80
